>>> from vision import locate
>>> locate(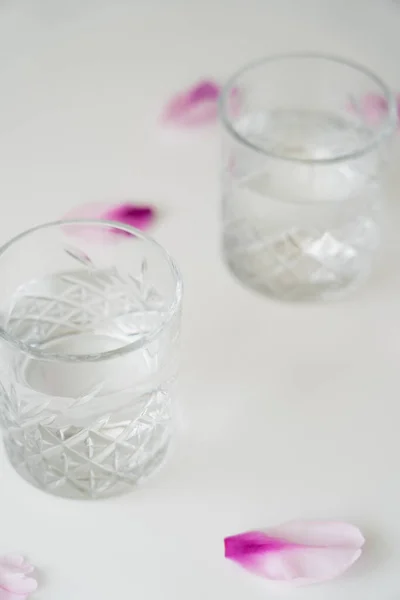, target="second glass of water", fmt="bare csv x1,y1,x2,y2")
0,220,182,499
220,53,397,301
